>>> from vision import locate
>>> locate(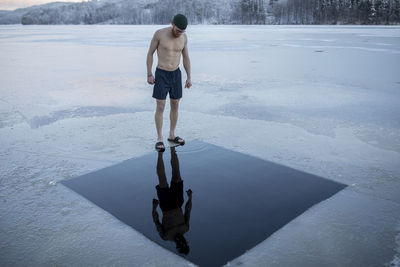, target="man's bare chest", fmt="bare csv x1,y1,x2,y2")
158,37,184,54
